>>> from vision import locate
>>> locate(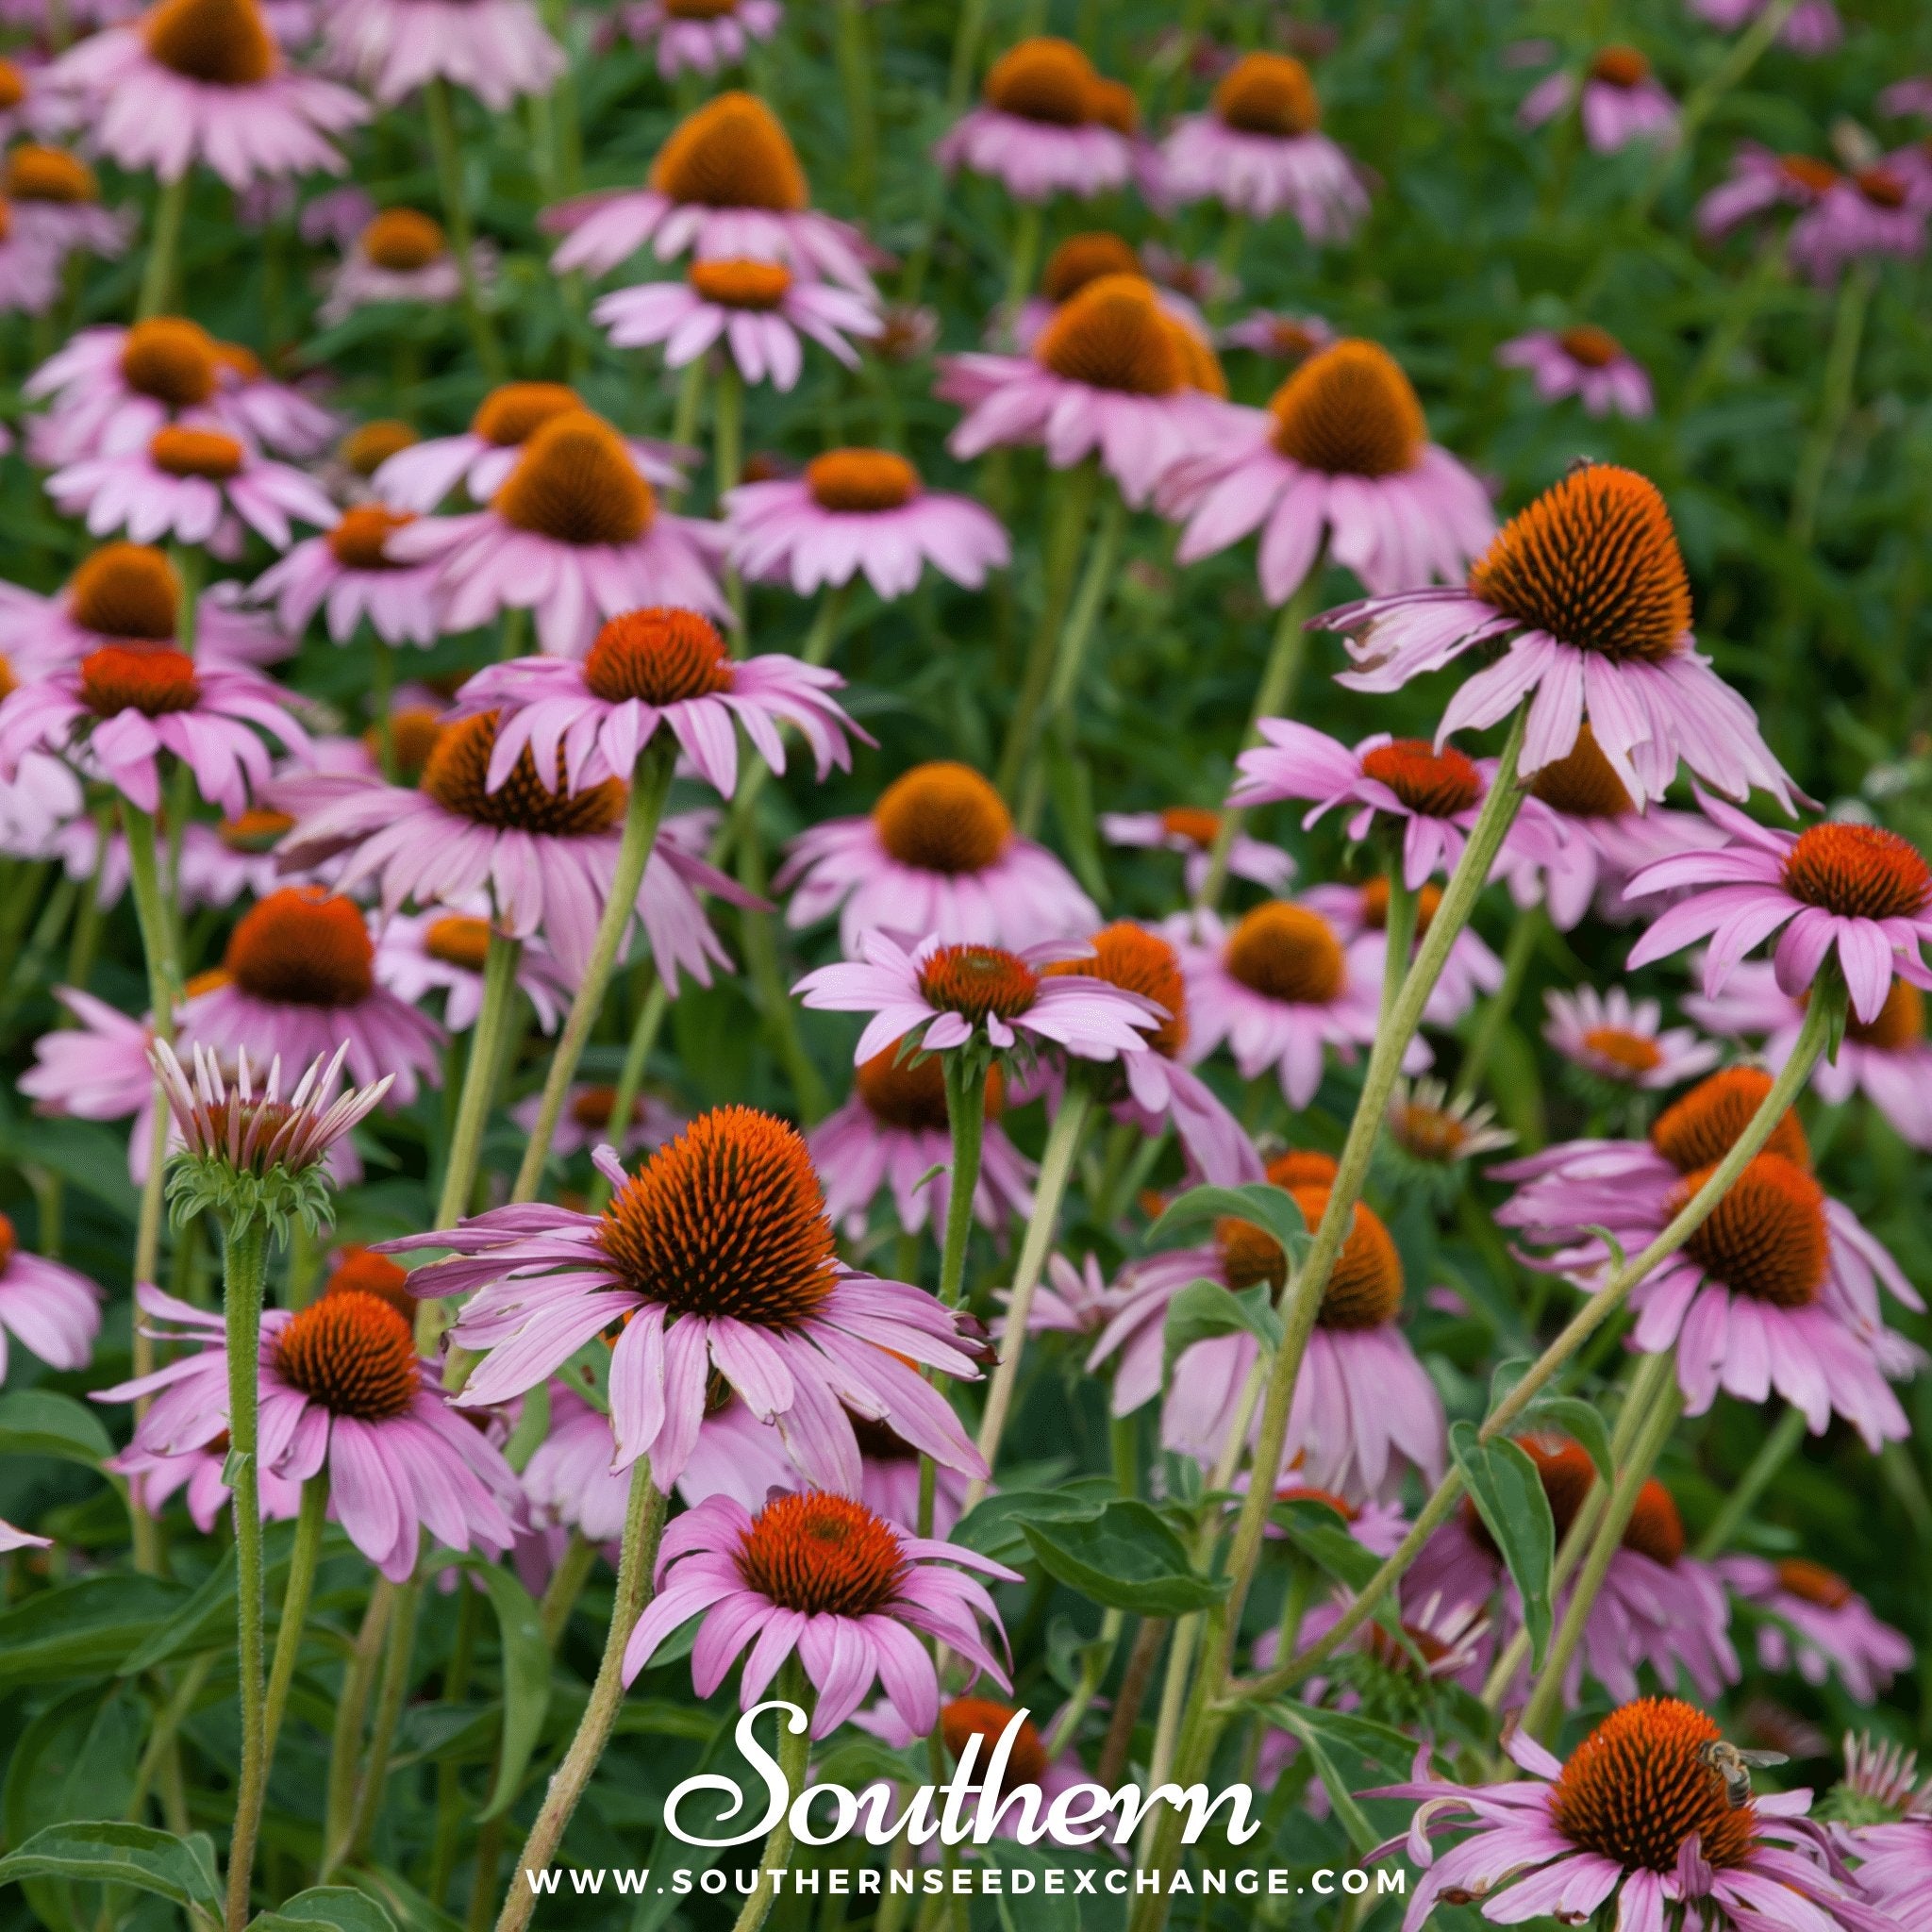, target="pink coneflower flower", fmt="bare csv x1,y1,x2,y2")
543,92,879,296
1032,921,1263,1185
1325,462,1798,811
622,1489,1017,1737
935,37,1132,203
1498,325,1653,418
1543,984,1719,1091
1158,340,1494,603
725,449,1010,600
52,0,367,186
1697,145,1841,242
1001,232,1203,356
0,541,279,674
1717,1556,1909,1703
109,1424,303,1531
183,885,445,1102
0,1210,102,1377
1160,52,1367,239
1004,1250,1122,1344
509,1080,681,1163
0,54,77,144
103,1278,520,1580
1095,1174,1443,1499
272,709,745,985
1685,960,1932,1150
0,641,306,815
1880,77,1932,121
617,0,779,78
1230,723,1564,893
1496,723,1712,930
1300,878,1503,1028
389,1106,990,1492
796,930,1163,1069
386,410,727,653
375,905,572,1035
3,145,134,266
1100,805,1292,900
448,606,862,799
0,202,60,314
20,987,160,1175
1521,45,1679,154
1220,308,1336,364
322,0,561,106
1691,0,1841,57
592,258,880,391
250,503,445,646
48,422,336,552
1496,1069,1921,1448
20,317,246,464
1626,803,1932,1027
775,759,1097,953
372,382,686,513
941,274,1228,509
1789,164,1929,284
1173,900,1391,1107
317,207,493,325
808,1041,1034,1239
